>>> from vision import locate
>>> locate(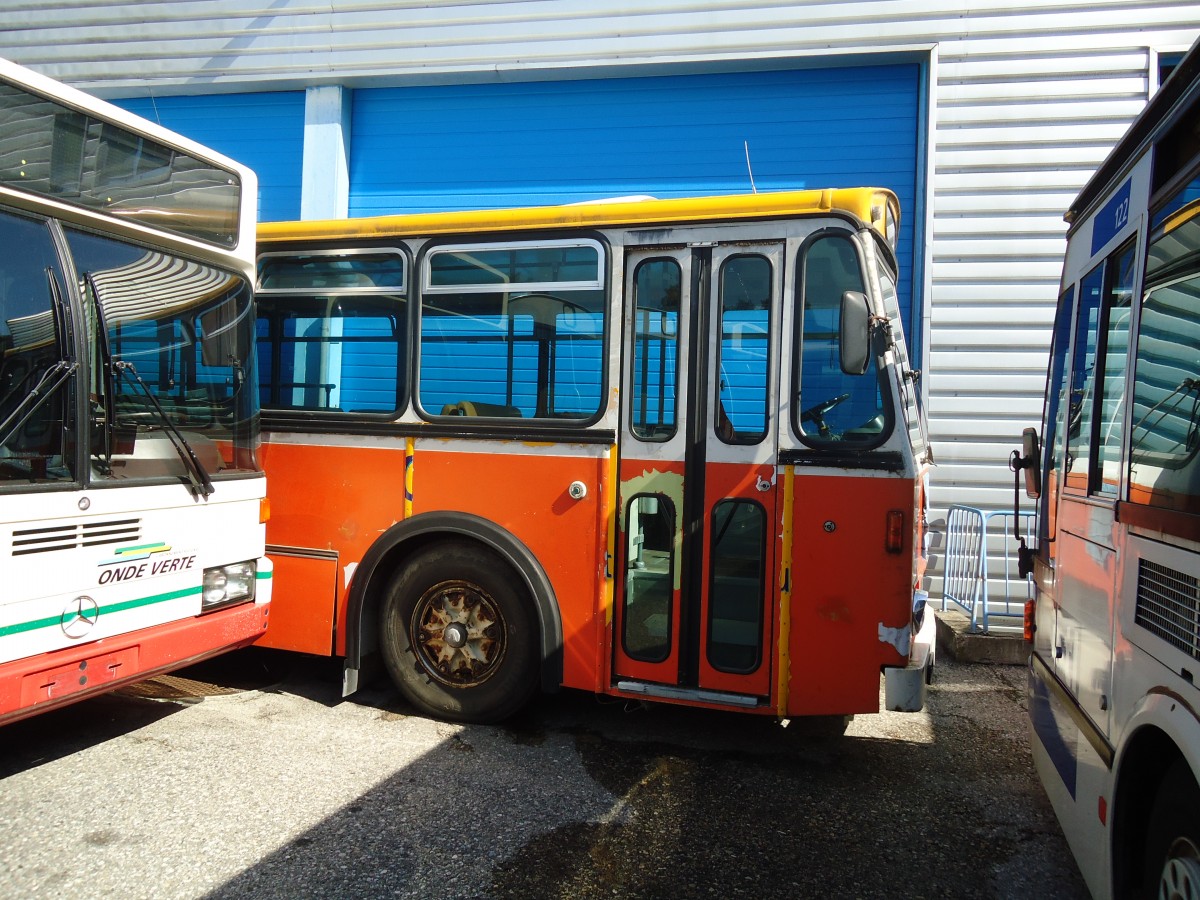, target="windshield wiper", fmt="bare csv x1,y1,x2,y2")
82,271,214,498
112,359,214,498
2,268,78,447
0,360,75,446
